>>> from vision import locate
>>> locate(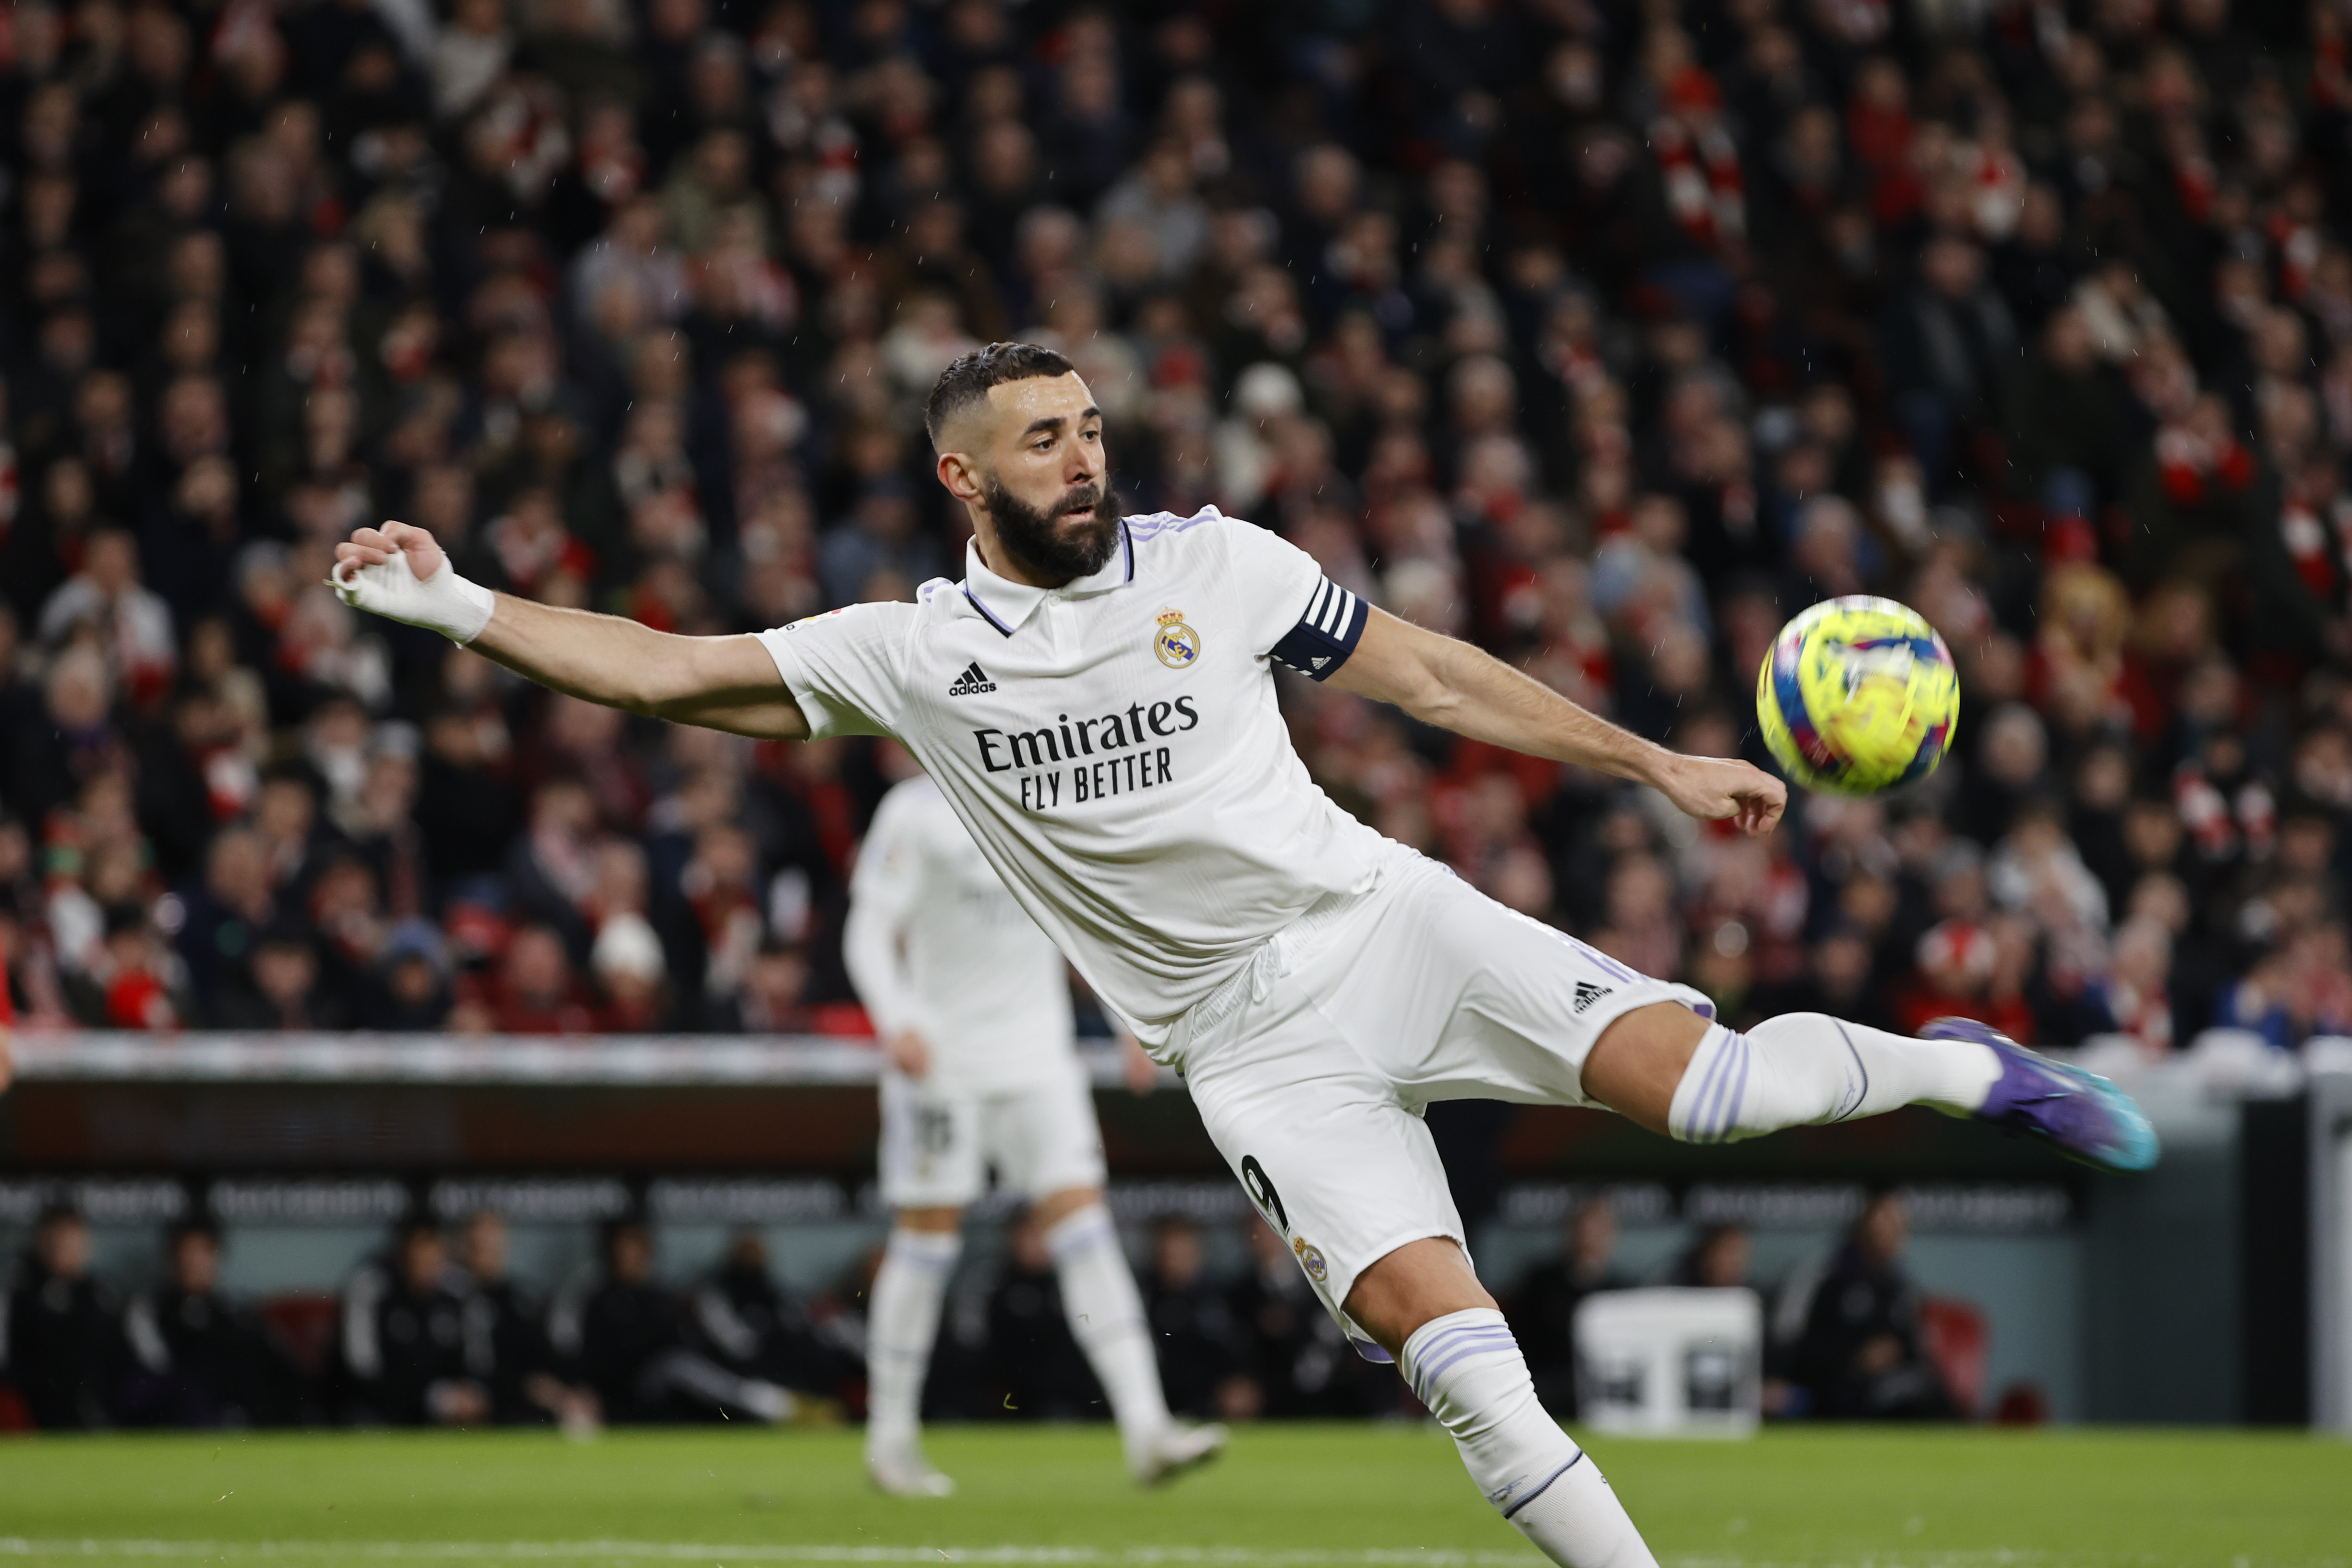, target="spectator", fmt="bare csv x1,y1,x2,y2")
686,1230,852,1409
1670,1225,1756,1290
0,1205,125,1428
452,1212,598,1434
1140,1216,1248,1423
1774,1192,1957,1420
340,1221,489,1426
1505,1201,1629,1419
121,1222,302,1428
555,1220,797,1424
